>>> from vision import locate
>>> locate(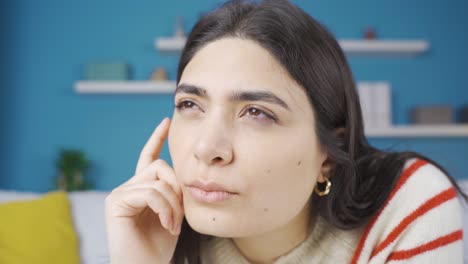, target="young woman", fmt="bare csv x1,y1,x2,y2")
105,0,467,263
